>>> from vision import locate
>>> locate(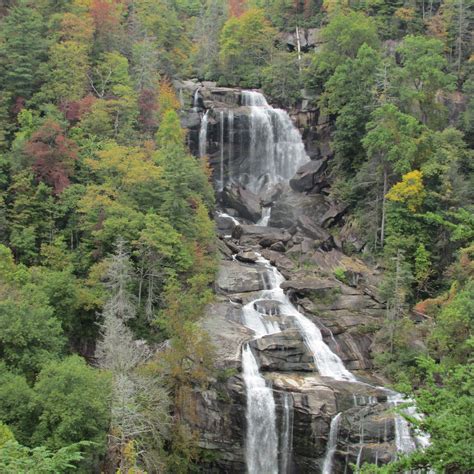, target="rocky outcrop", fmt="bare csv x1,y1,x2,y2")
232,224,292,248
222,184,262,223
178,84,420,473
290,159,328,193
216,260,265,293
